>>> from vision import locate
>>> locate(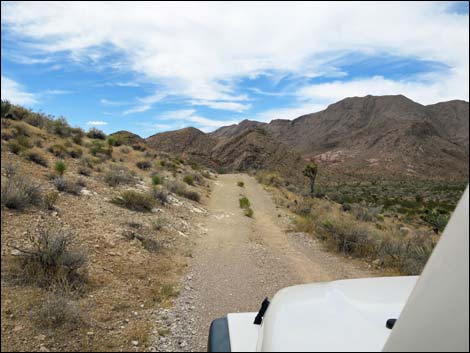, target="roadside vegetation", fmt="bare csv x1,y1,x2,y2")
239,196,254,217
254,167,461,275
